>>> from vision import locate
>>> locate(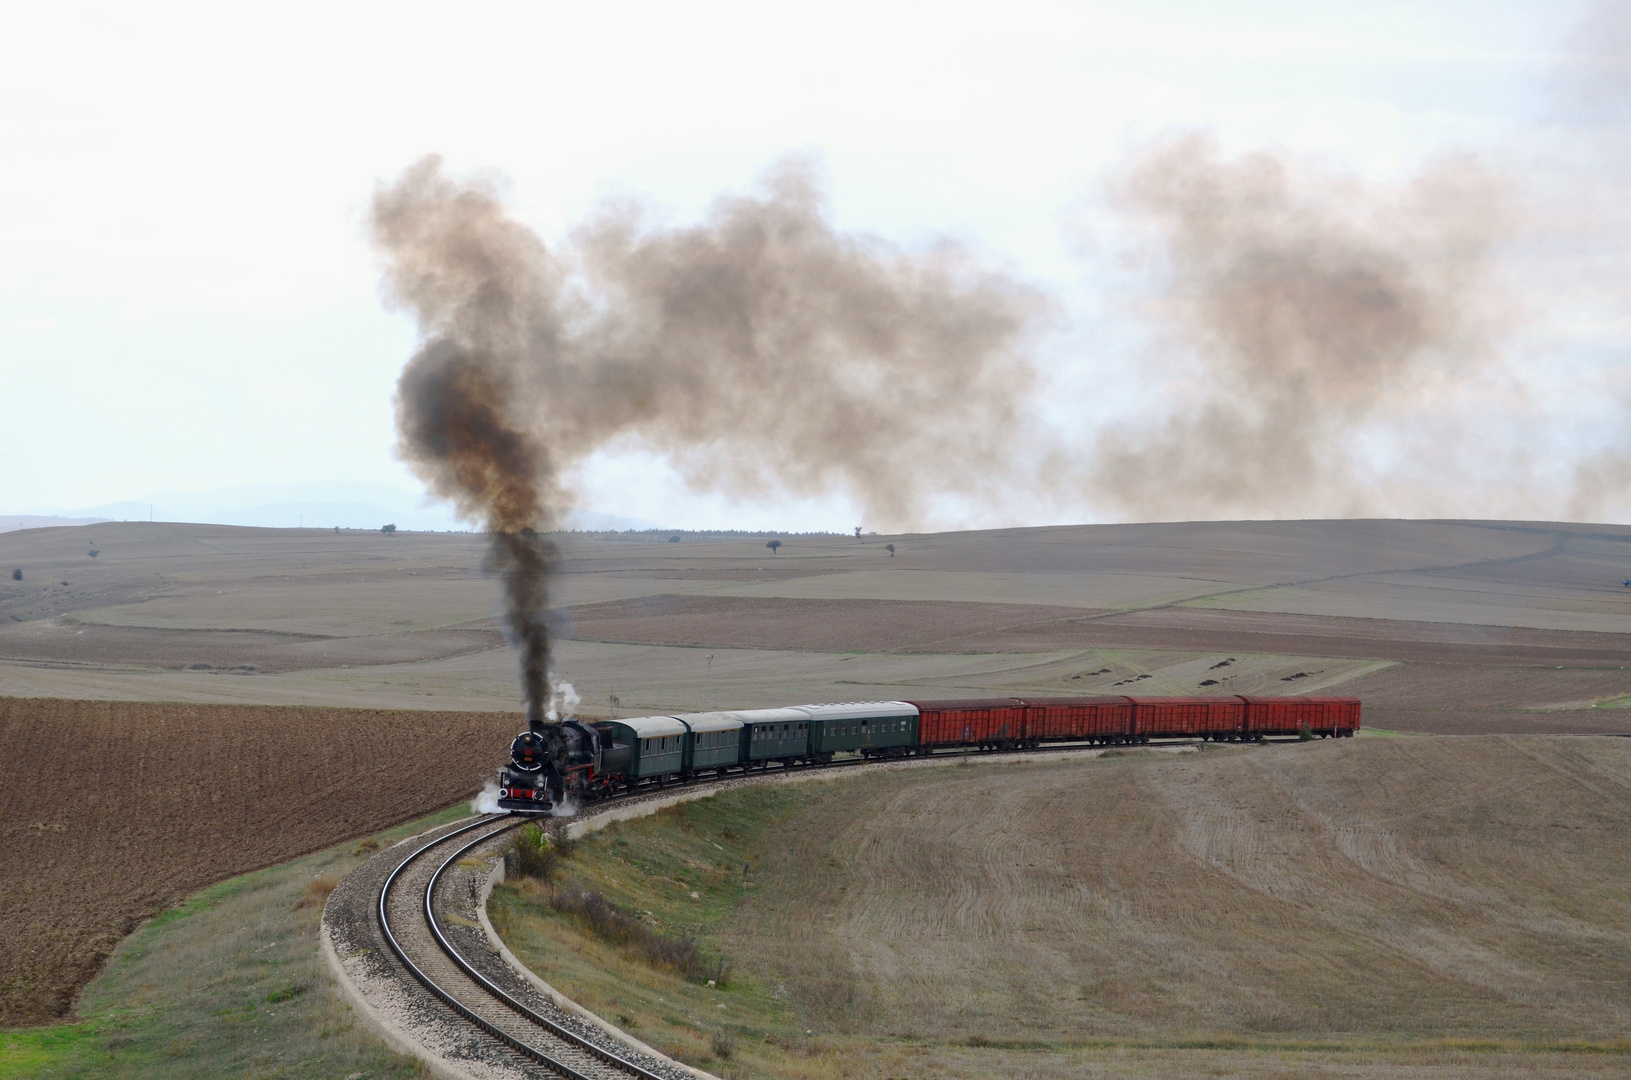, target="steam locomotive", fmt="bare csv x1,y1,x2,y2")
496,694,1360,814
